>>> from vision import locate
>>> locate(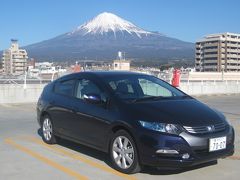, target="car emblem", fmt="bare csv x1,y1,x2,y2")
207,125,215,132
